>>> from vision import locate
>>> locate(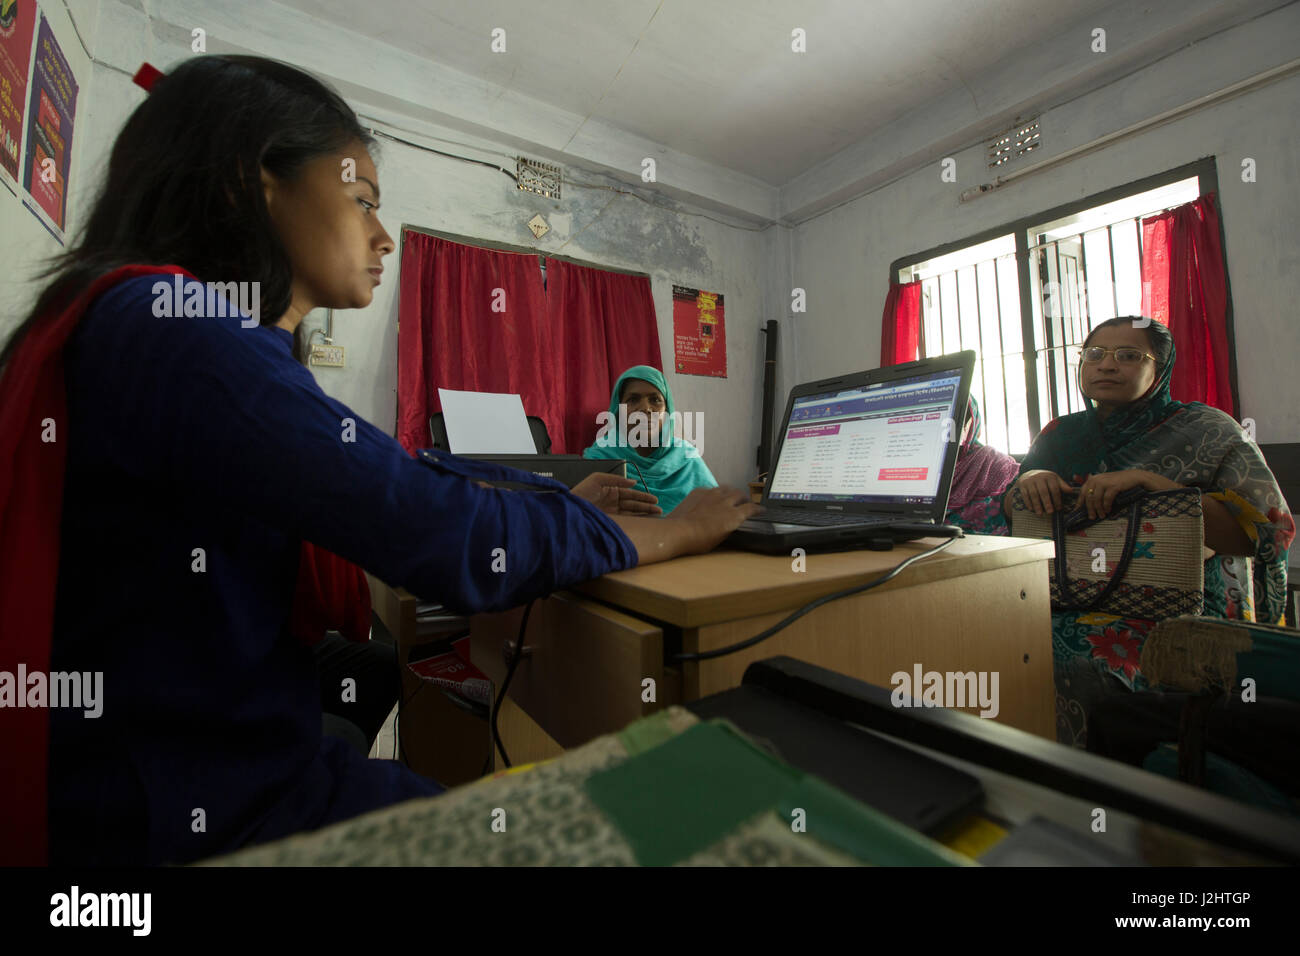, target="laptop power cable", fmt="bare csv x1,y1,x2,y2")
671,534,962,663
